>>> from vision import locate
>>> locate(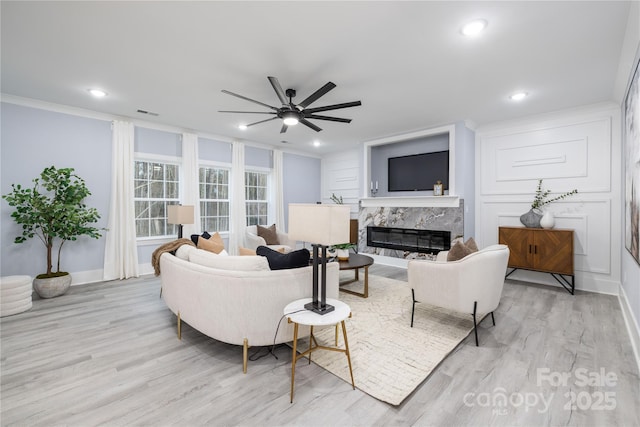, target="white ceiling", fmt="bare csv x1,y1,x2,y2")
0,1,631,154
